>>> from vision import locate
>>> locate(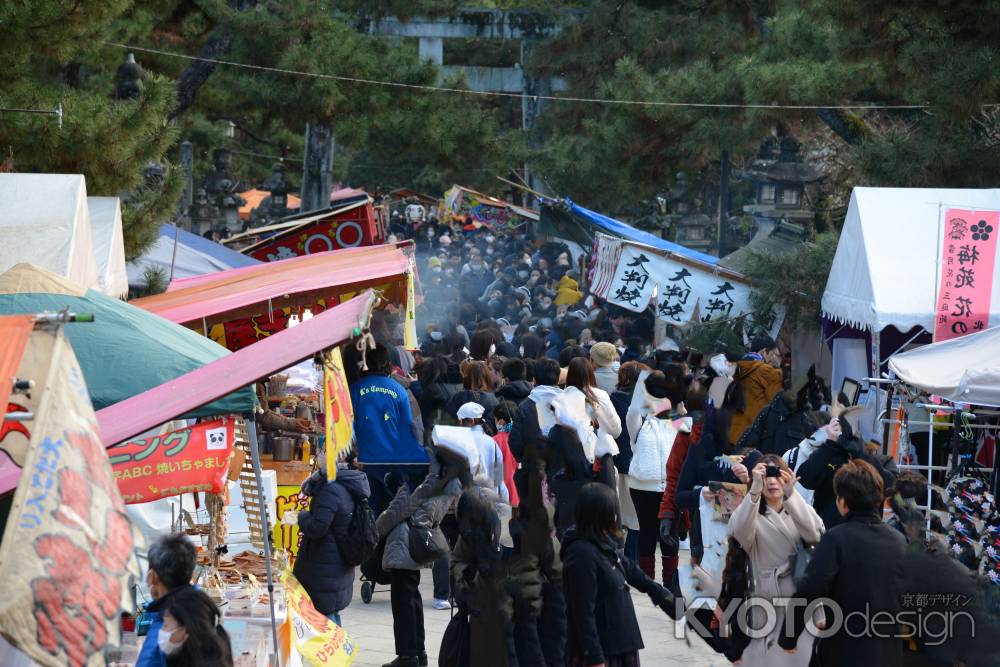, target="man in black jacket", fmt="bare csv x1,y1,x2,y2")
796,417,896,528
496,358,533,403
780,459,906,666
